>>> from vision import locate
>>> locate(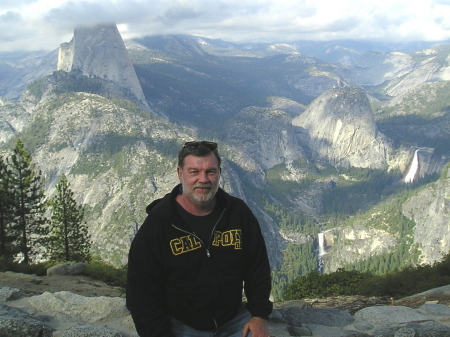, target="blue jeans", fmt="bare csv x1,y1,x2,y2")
170,305,252,337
